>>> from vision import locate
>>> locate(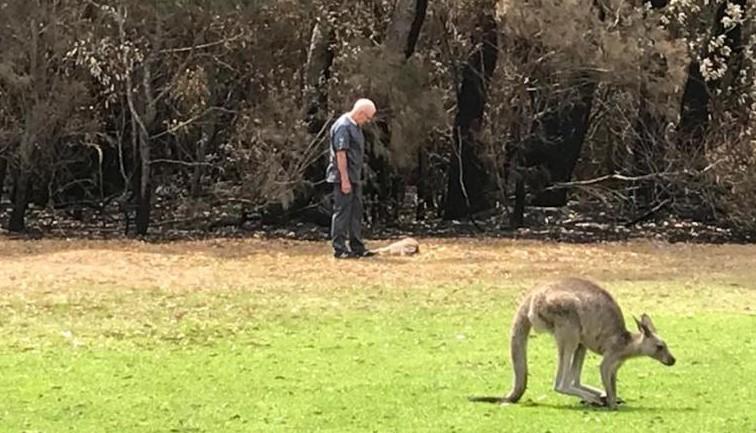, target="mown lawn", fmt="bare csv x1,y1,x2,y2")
1,238,754,432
